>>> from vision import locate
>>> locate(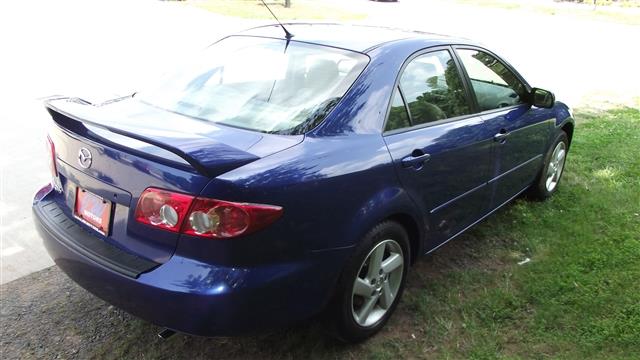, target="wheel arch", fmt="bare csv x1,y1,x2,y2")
344,186,425,265
386,213,422,265
552,101,575,149
561,120,575,148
